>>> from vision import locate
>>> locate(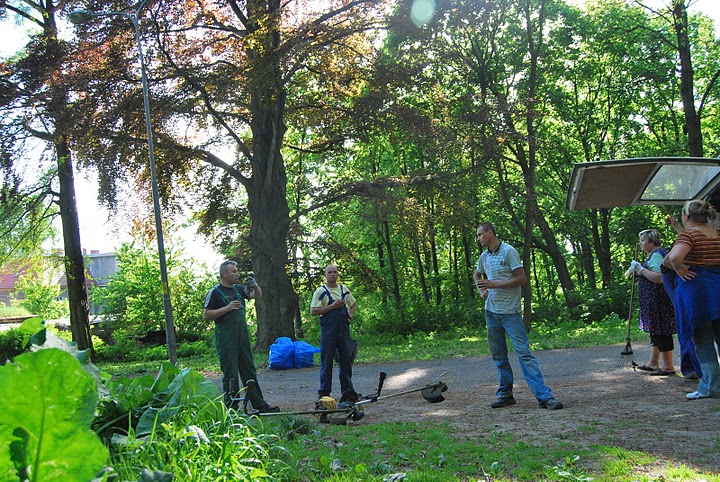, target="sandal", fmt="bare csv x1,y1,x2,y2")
635,364,658,372
649,369,676,376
